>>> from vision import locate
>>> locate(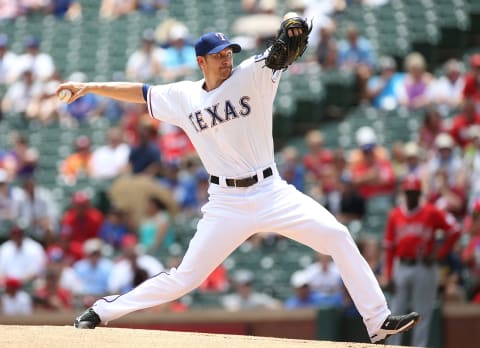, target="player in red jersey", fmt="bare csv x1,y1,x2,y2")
382,175,460,347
